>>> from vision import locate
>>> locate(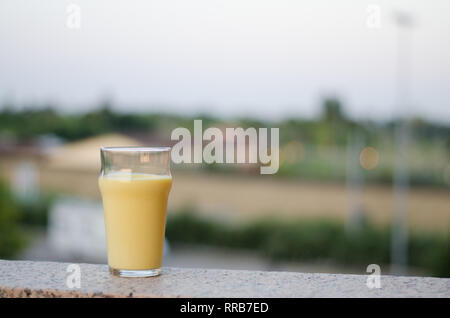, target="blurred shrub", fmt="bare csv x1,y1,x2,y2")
1,104,449,187
16,193,54,227
166,210,449,277
0,180,28,258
